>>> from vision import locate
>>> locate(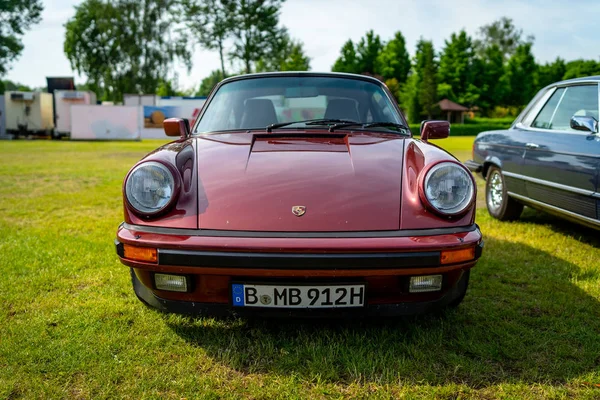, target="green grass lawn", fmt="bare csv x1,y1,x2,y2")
1,138,600,399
